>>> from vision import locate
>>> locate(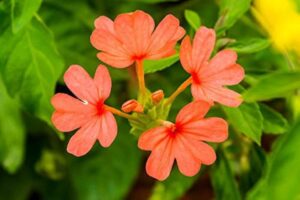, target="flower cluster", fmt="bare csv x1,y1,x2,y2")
51,10,244,181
